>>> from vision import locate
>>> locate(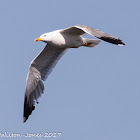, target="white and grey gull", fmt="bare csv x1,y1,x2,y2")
23,25,125,122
